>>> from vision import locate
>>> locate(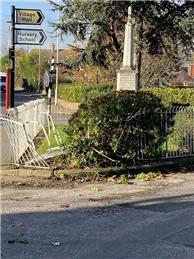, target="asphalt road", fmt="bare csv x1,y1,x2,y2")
1,173,194,259
0,91,43,114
